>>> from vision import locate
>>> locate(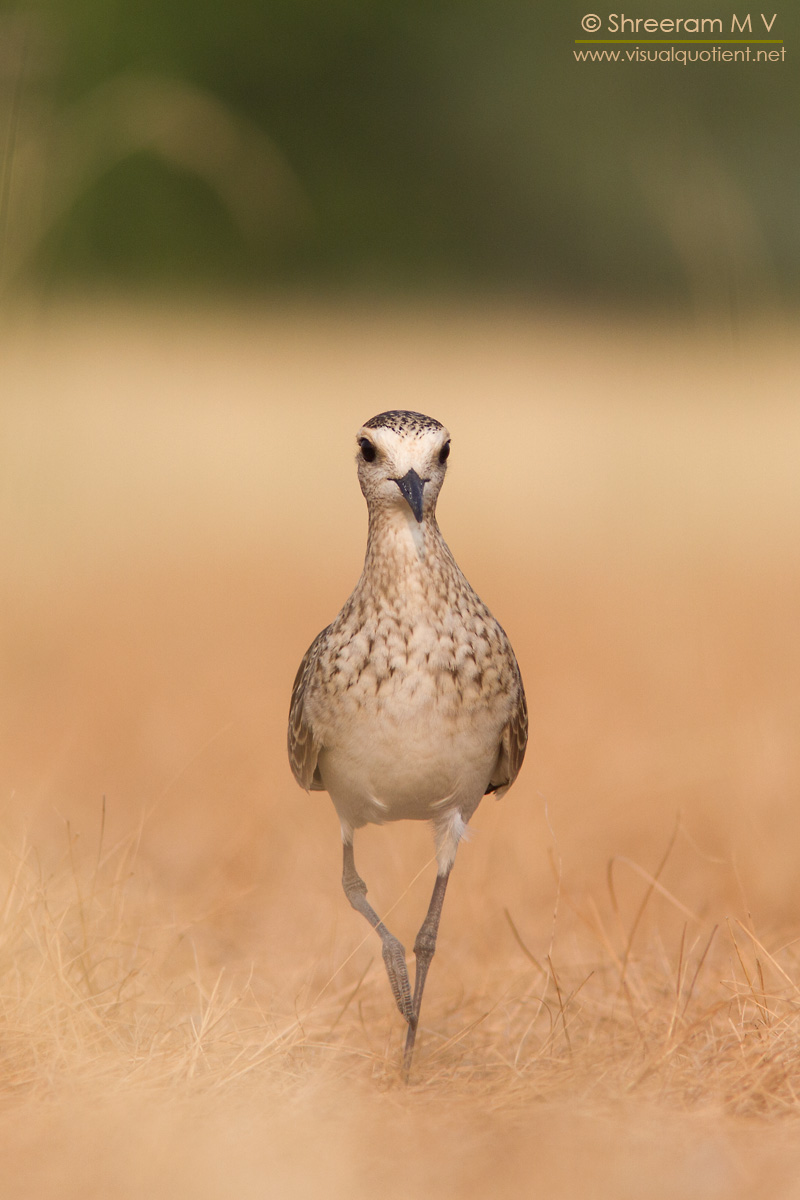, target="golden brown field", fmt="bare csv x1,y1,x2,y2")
2,303,800,1197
